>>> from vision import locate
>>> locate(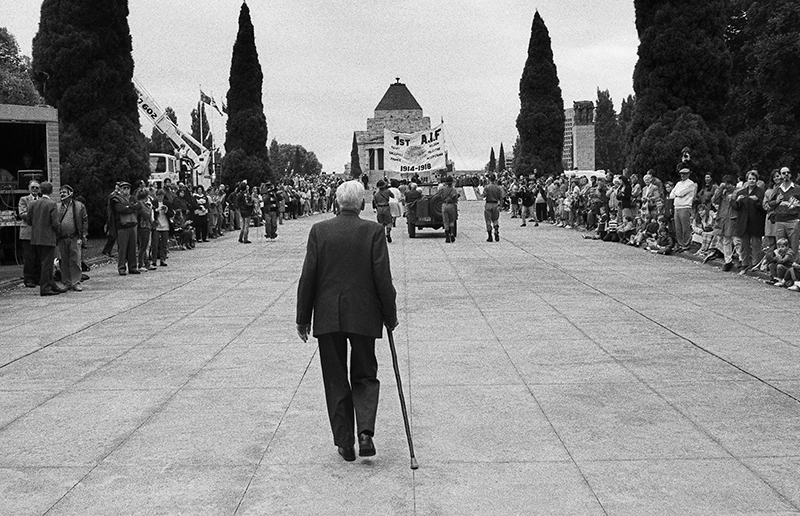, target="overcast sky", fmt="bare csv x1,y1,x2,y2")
4,0,638,172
